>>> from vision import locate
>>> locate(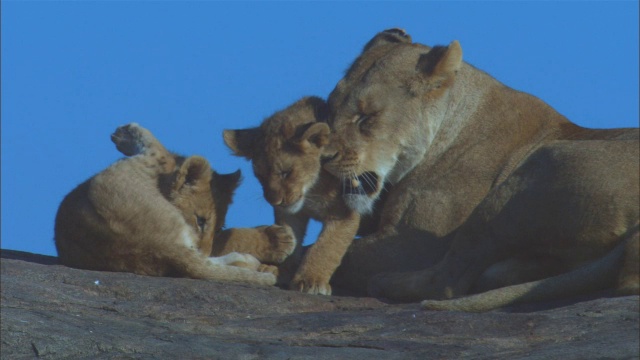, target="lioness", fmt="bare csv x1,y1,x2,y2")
324,29,639,311
224,97,367,295
55,123,277,285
